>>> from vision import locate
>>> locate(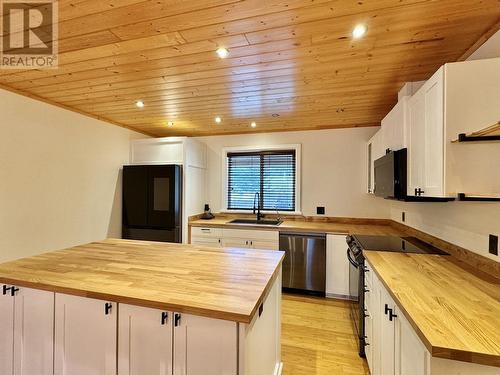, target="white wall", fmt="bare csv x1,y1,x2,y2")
390,201,500,261
0,89,145,262
195,128,389,218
